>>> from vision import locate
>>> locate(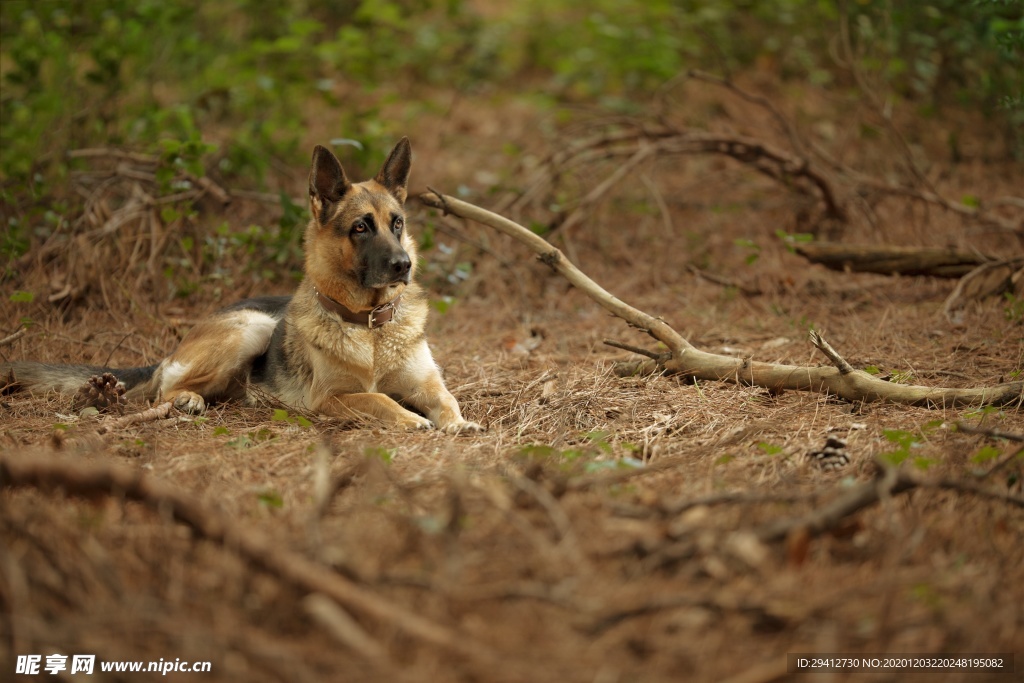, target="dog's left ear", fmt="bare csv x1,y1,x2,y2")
374,137,412,204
